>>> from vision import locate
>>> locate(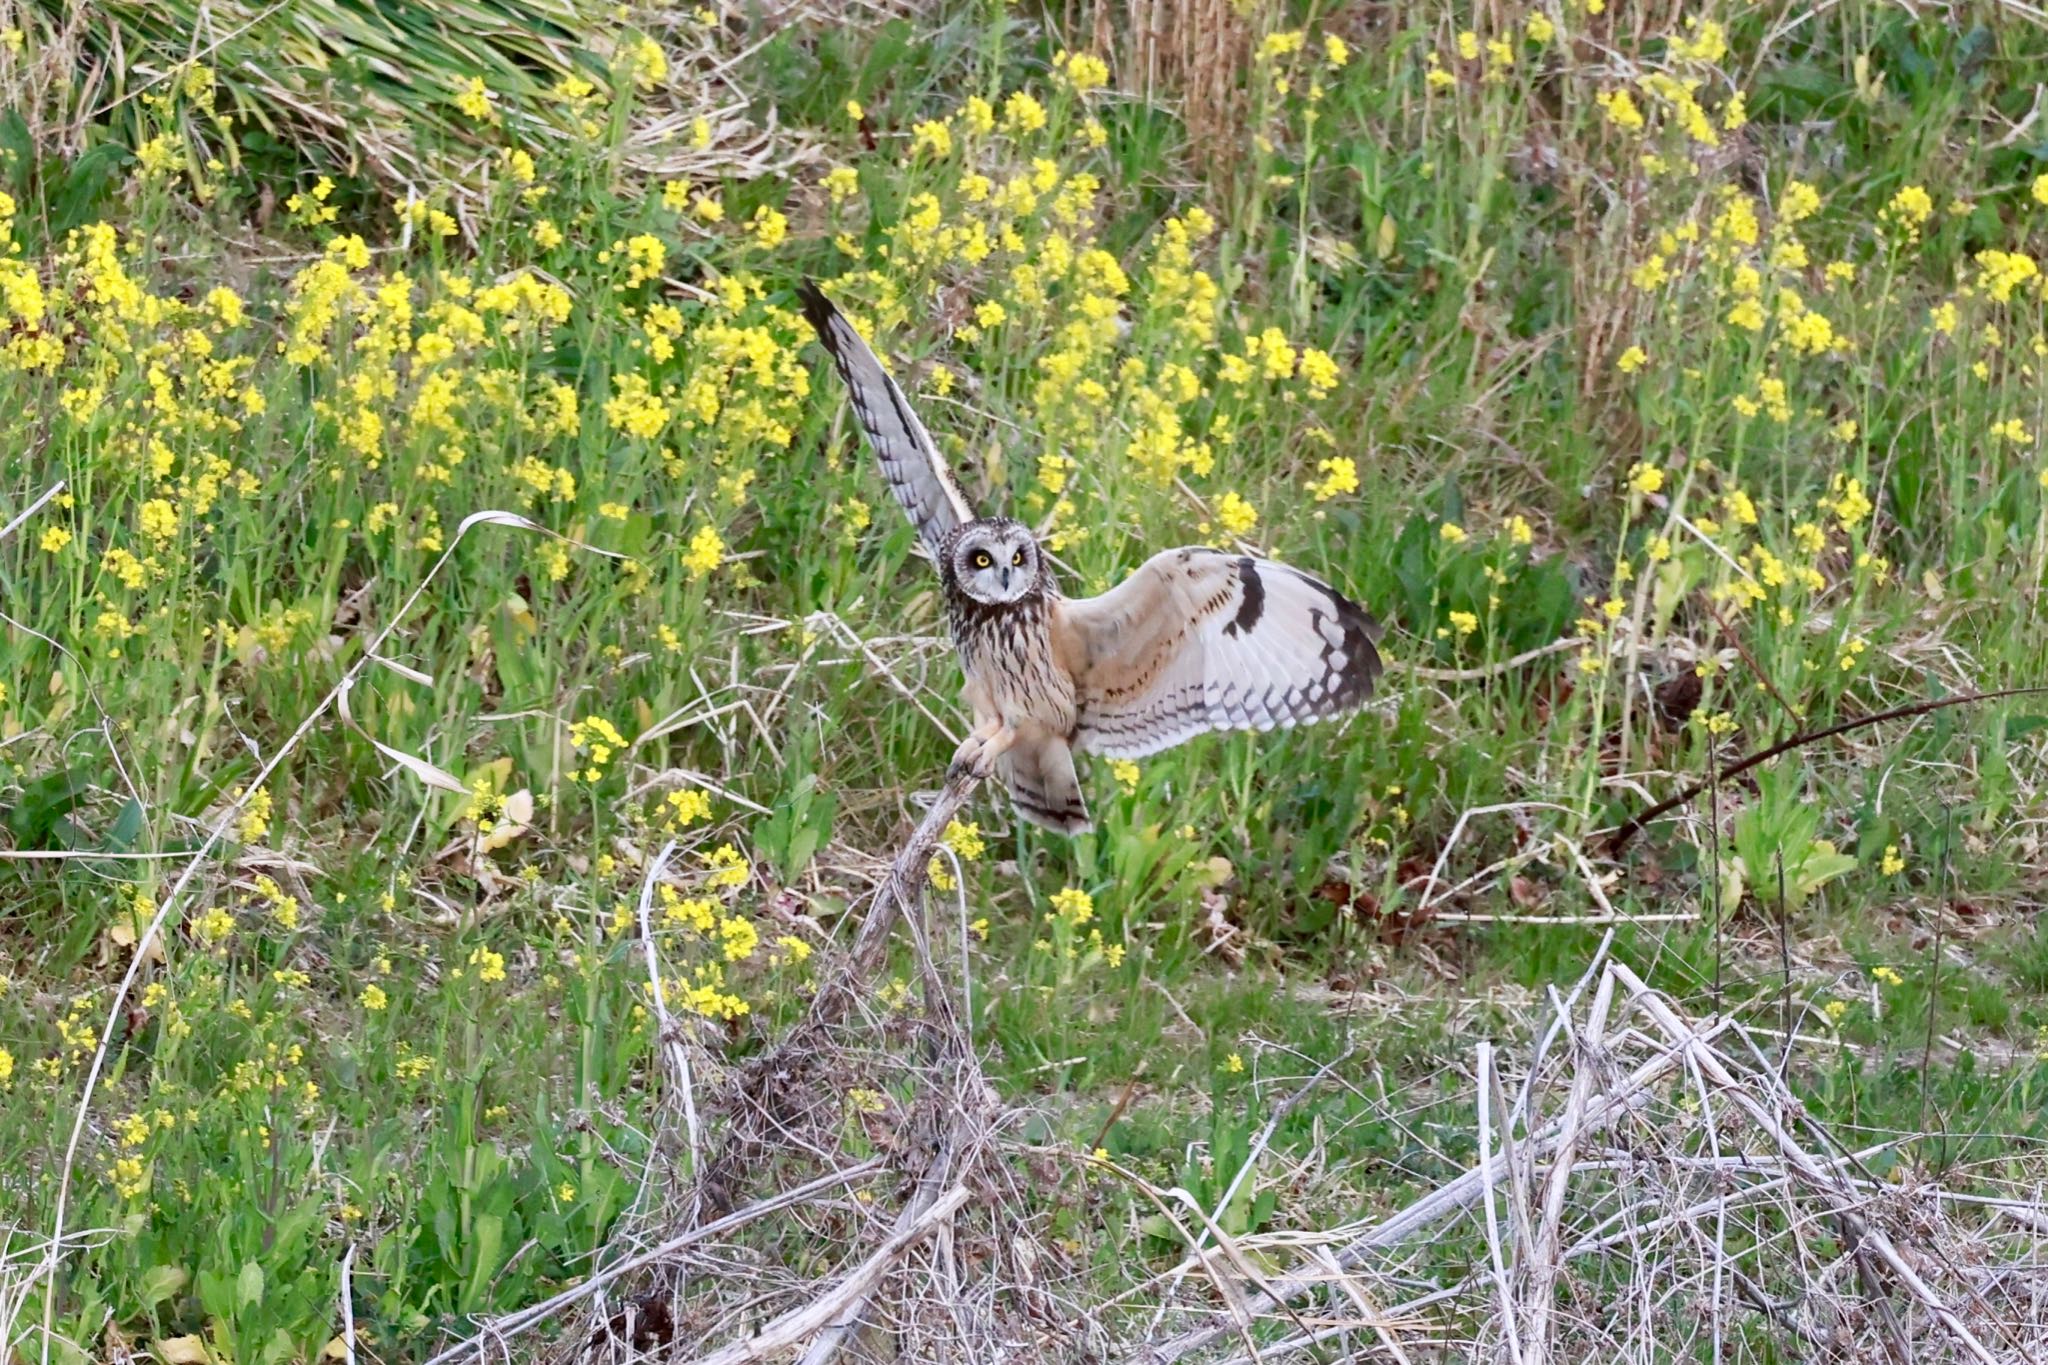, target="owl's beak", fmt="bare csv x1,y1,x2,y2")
1000,568,1012,589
